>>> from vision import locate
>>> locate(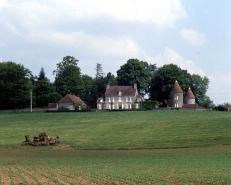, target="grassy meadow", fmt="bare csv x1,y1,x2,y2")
0,110,231,184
